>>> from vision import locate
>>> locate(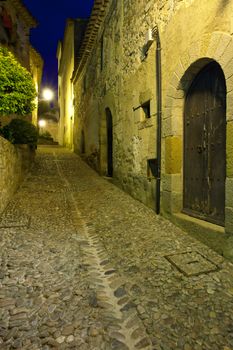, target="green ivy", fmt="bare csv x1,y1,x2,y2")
0,47,37,116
